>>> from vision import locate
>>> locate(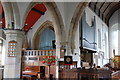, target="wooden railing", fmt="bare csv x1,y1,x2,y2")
22,49,56,66
23,49,56,56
